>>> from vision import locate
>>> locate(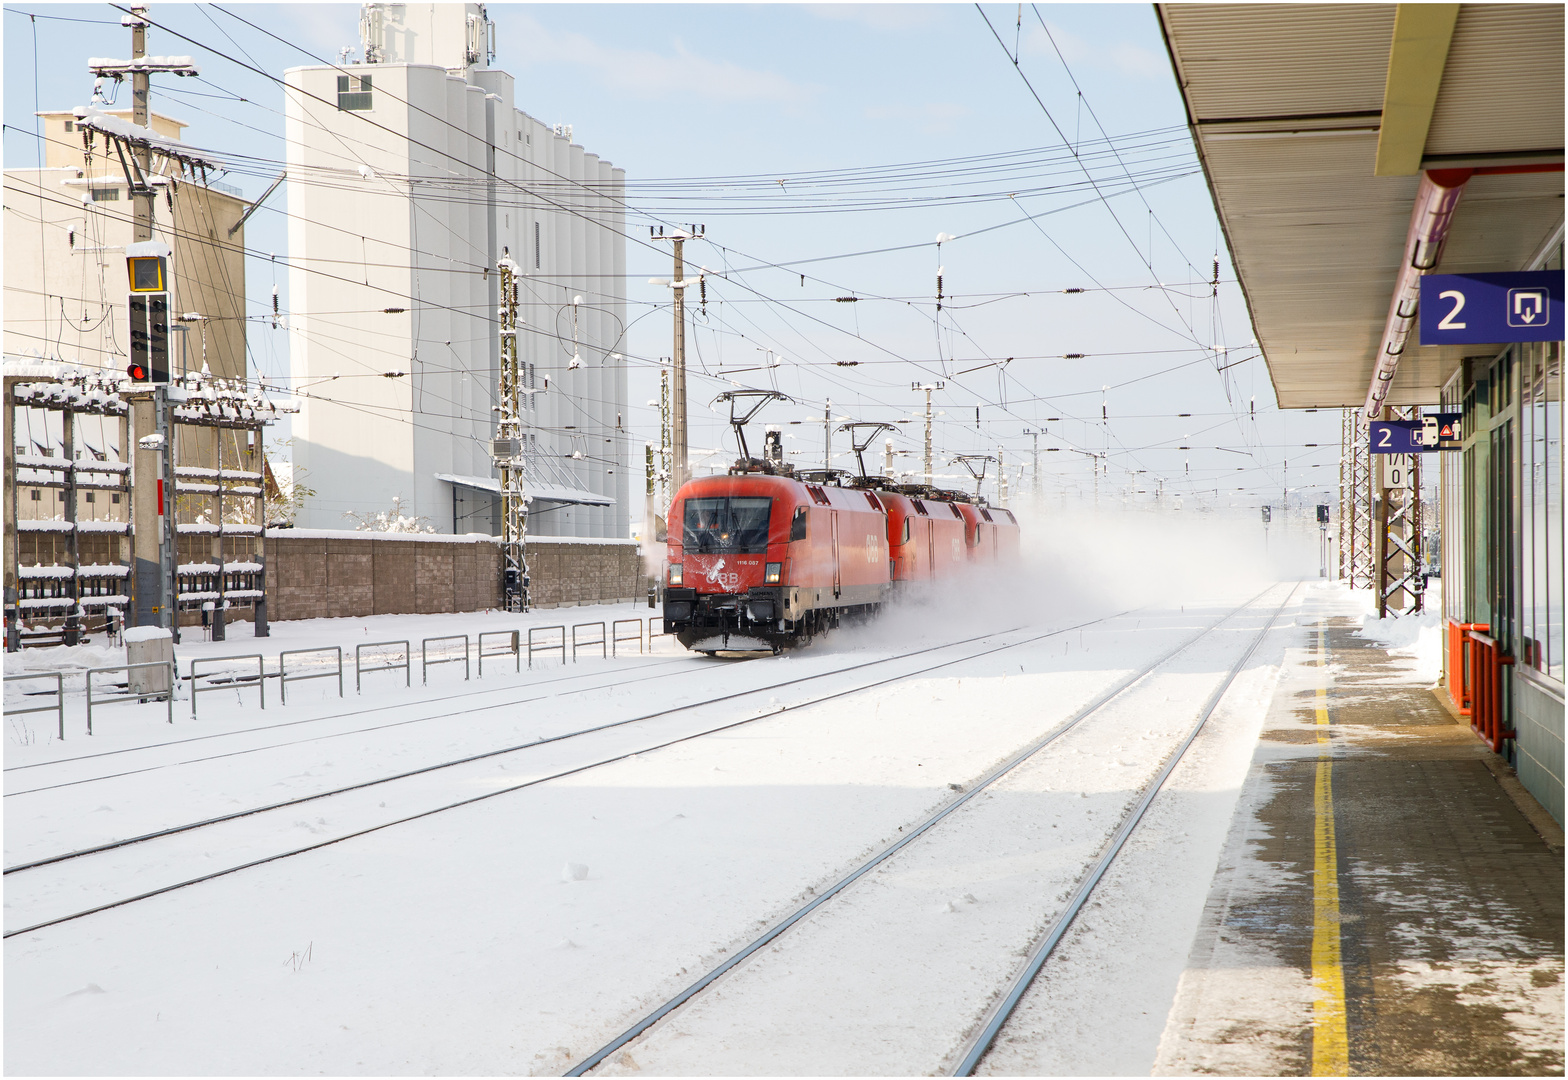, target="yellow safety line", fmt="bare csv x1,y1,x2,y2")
1311,625,1350,1076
